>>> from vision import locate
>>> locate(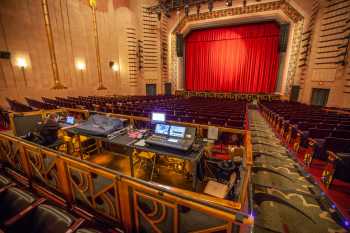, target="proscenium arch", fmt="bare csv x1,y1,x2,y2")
169,0,304,96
